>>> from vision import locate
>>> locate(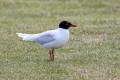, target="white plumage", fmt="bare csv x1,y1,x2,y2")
16,28,69,50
